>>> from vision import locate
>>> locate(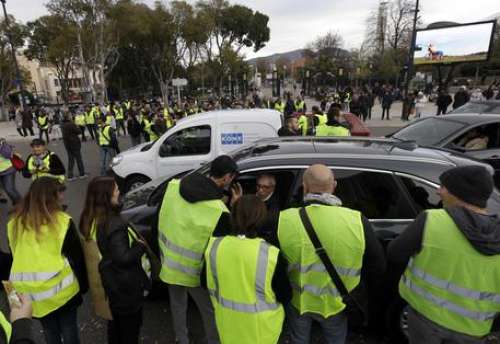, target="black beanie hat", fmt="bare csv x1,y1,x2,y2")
439,165,493,208
210,155,238,178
